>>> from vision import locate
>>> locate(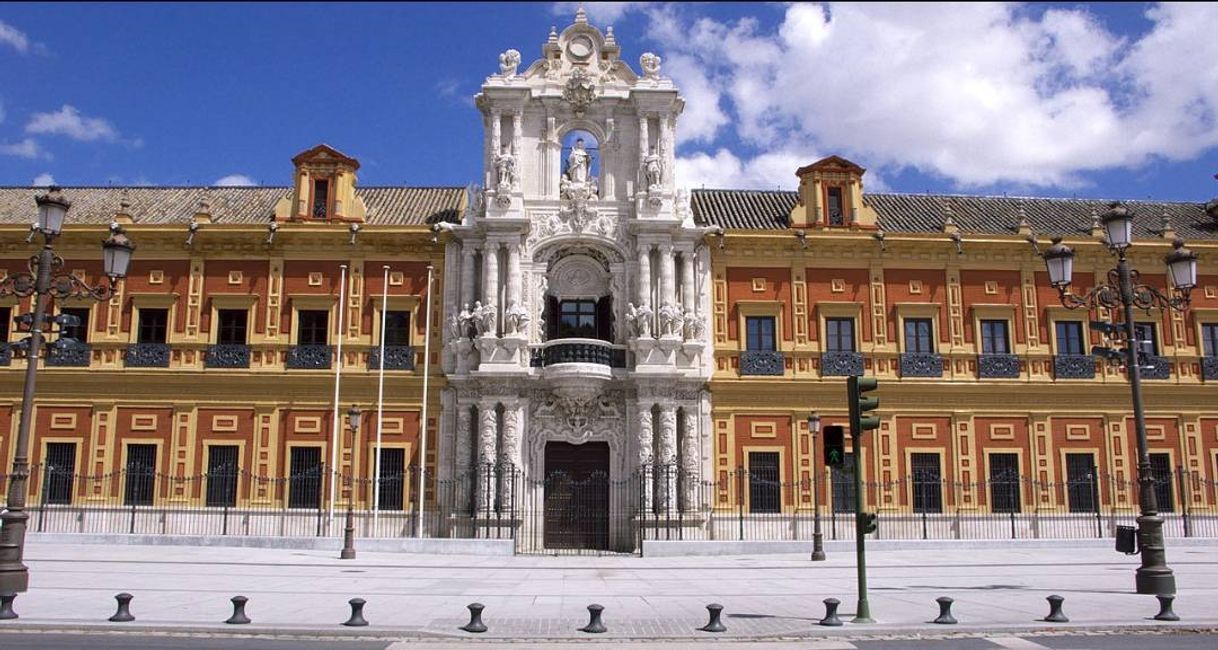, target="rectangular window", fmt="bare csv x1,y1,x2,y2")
988,453,1021,513
124,444,157,506
558,300,597,339
911,453,942,513
288,446,323,509
826,317,856,352
746,316,776,351
44,442,77,505
980,319,1011,355
826,186,845,226
377,448,406,511
1149,453,1174,514
60,307,91,343
1133,322,1159,358
312,179,330,219
297,310,329,346
904,318,934,354
1202,323,1218,358
747,451,781,514
216,309,248,345
1055,321,1085,356
137,308,168,344
205,445,239,508
1065,452,1097,513
831,452,856,513
383,311,411,346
